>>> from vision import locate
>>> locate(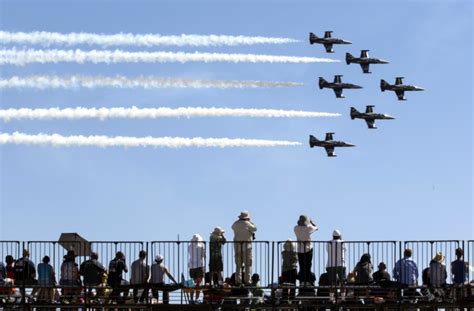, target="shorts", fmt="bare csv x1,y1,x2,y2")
189,267,204,279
